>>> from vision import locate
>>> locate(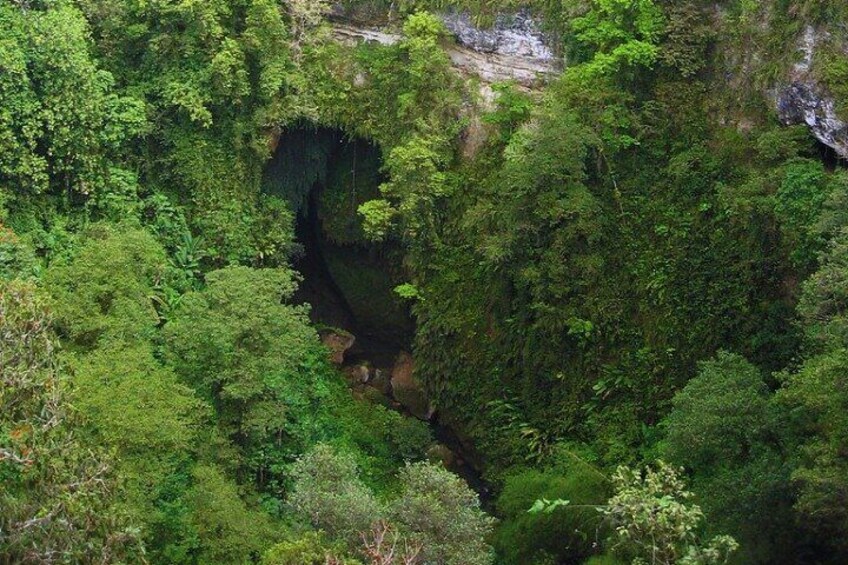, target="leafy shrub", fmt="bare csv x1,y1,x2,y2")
494,463,609,564
289,444,383,544
390,461,495,565
263,531,353,565
602,462,738,565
